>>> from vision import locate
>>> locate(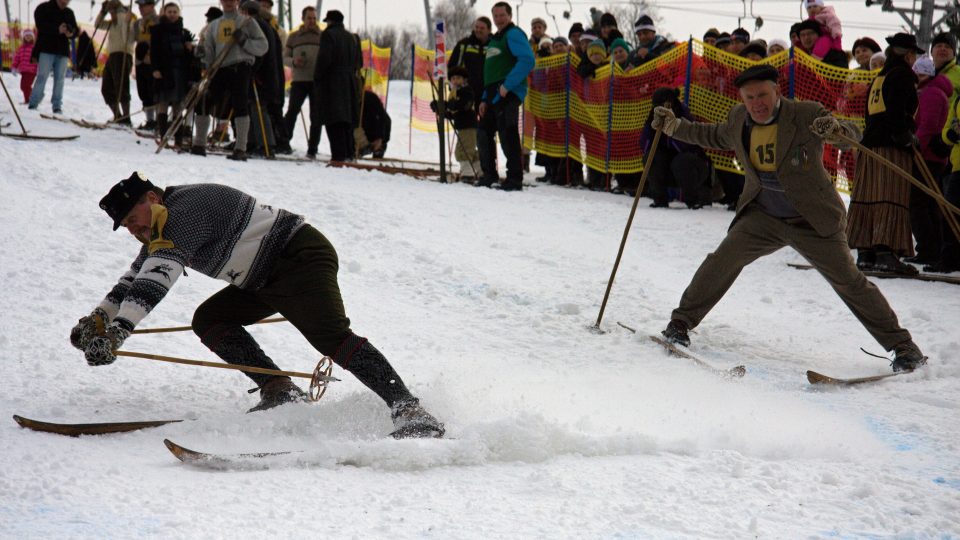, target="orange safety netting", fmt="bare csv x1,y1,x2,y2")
361,39,391,106
523,39,877,192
